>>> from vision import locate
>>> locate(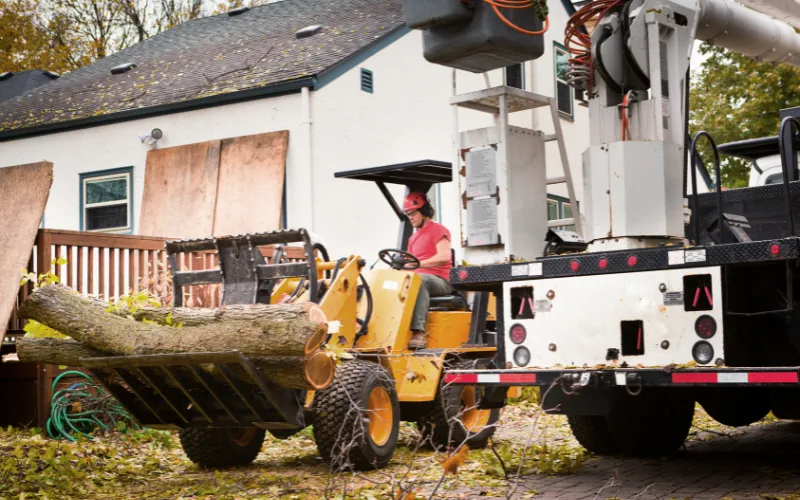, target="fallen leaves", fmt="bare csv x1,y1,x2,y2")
441,445,470,475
